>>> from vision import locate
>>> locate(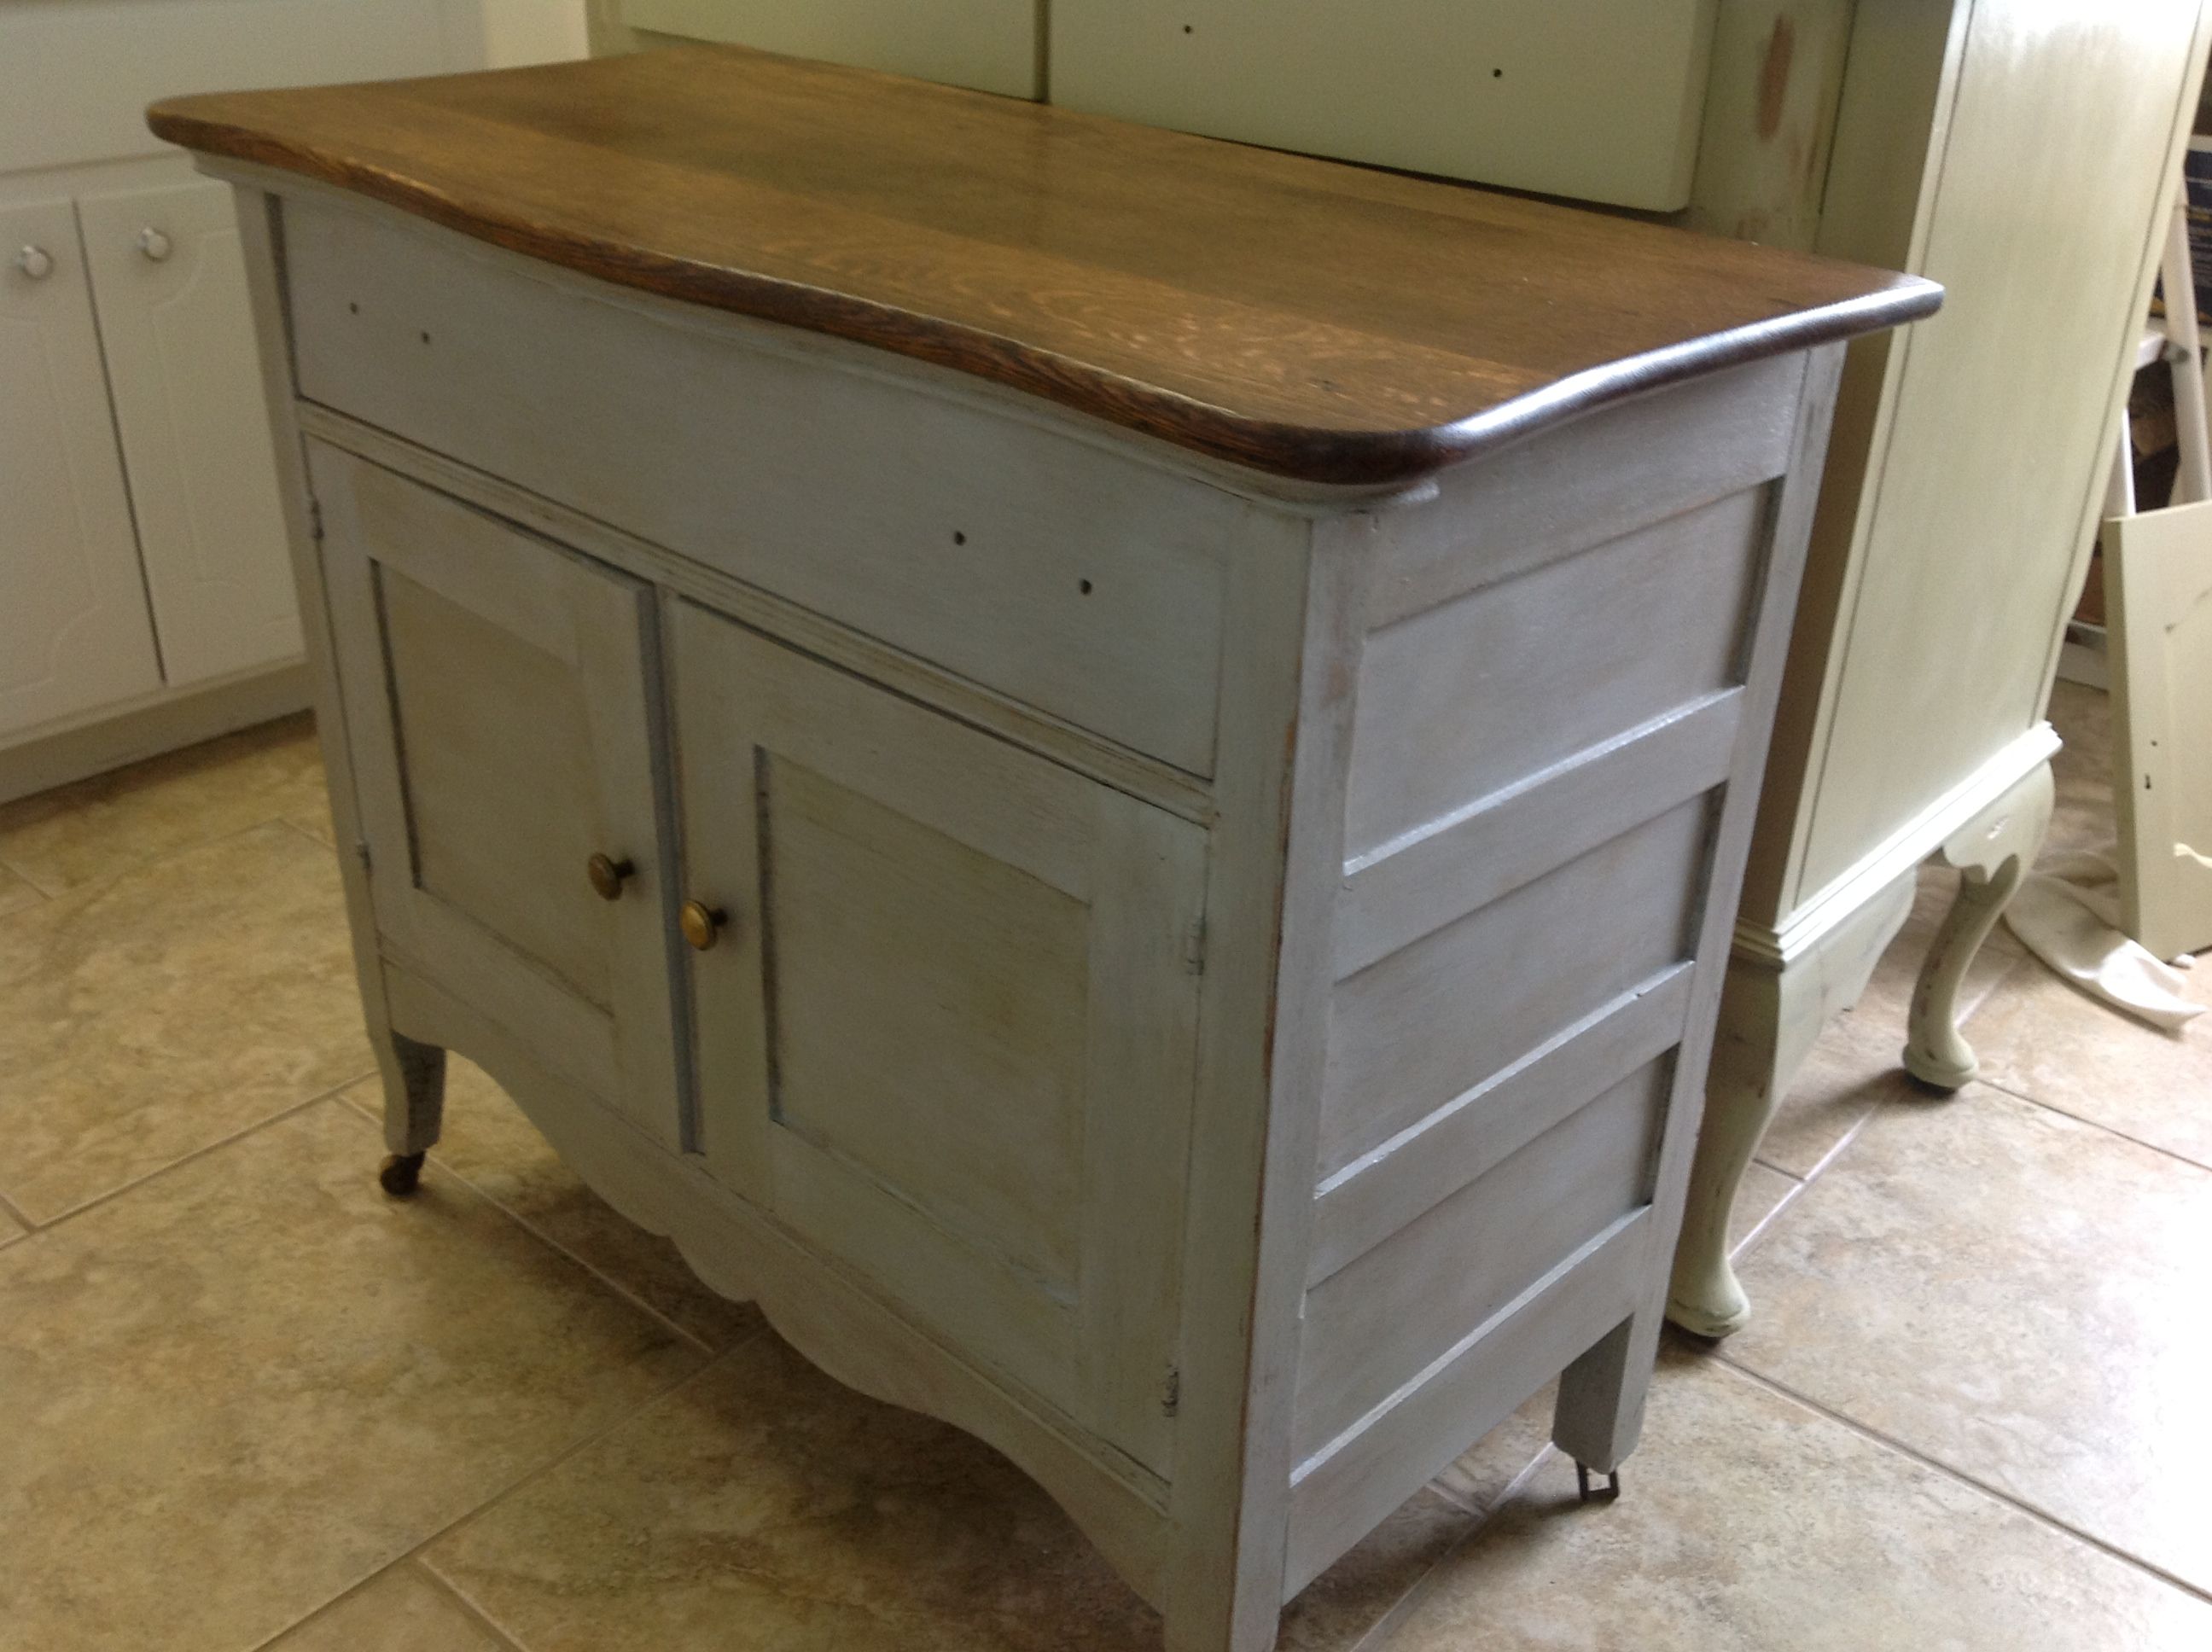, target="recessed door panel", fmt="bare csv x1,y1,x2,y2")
672,599,1206,1474
309,442,682,1143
